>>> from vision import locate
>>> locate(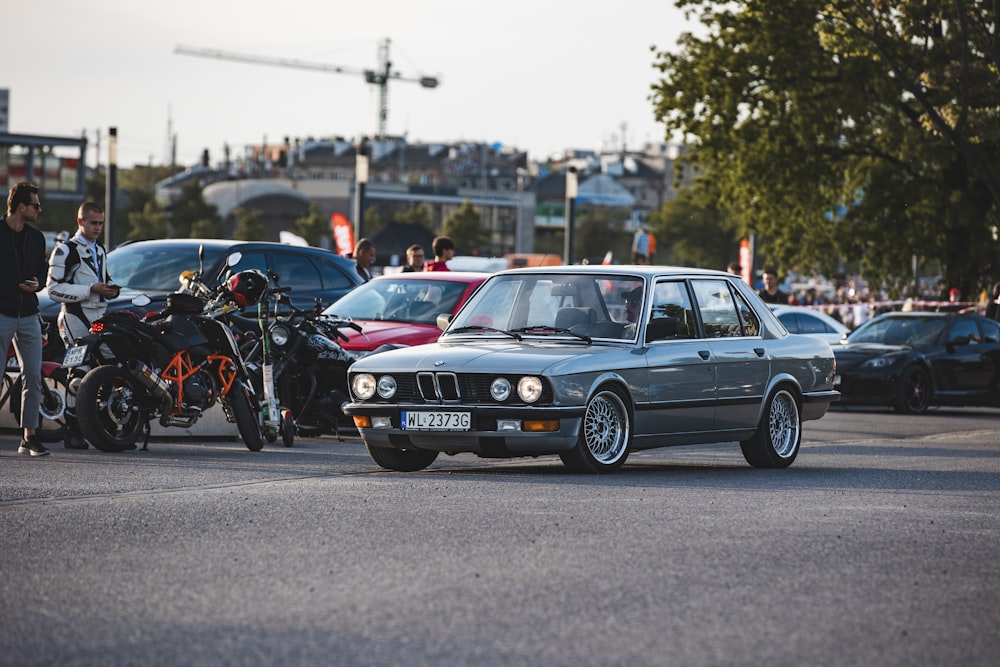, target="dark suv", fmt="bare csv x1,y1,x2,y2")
40,239,363,359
